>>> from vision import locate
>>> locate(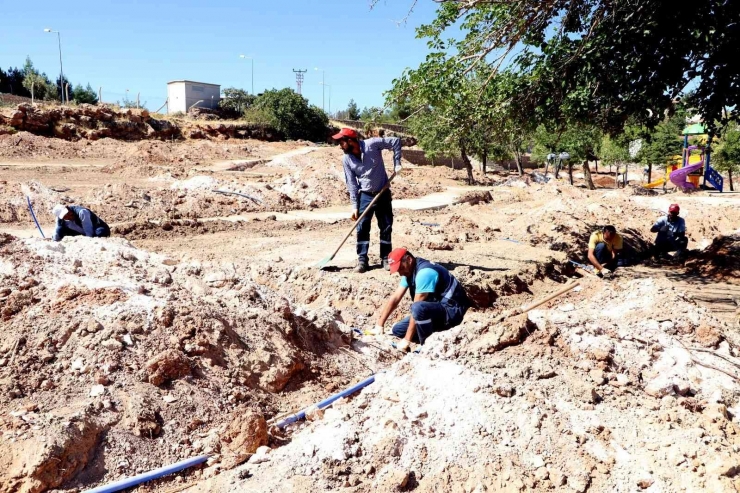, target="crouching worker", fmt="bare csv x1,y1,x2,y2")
52,204,110,242
651,203,687,260
587,225,623,278
370,247,471,352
